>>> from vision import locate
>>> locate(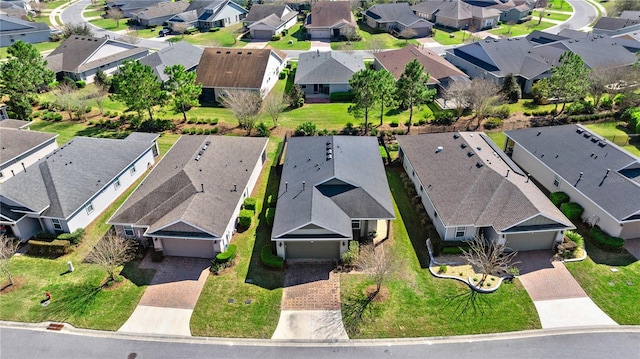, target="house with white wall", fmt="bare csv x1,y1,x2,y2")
294,50,364,98
109,136,268,258
244,4,298,39
397,132,574,251
0,133,158,241
505,124,640,240
272,136,395,260
0,128,58,181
